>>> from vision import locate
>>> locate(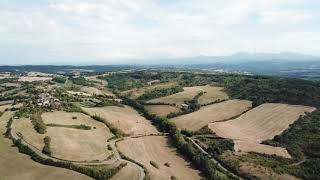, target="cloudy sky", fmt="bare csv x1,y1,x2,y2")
0,0,319,64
